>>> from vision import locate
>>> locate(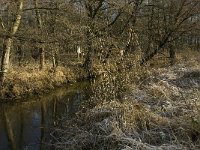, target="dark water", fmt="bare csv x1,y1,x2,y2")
0,81,91,150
